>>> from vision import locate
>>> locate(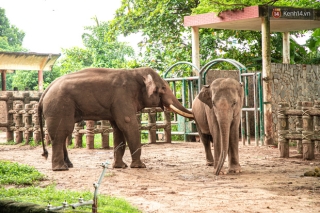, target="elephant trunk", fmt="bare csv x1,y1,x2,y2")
215,119,230,175
164,89,194,119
